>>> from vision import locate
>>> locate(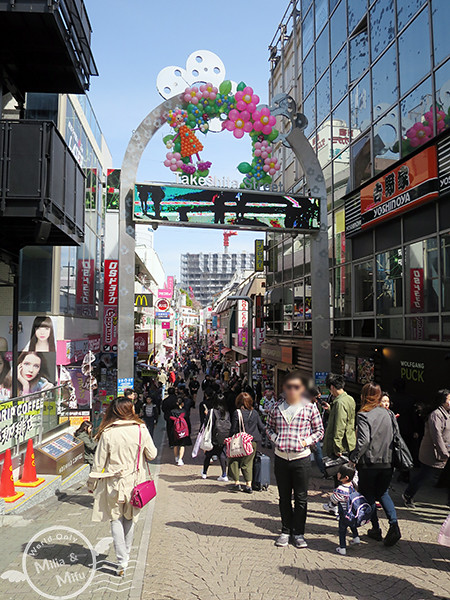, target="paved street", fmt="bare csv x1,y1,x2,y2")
1,411,449,600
